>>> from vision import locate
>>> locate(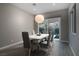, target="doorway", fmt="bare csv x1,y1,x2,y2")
47,17,61,42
